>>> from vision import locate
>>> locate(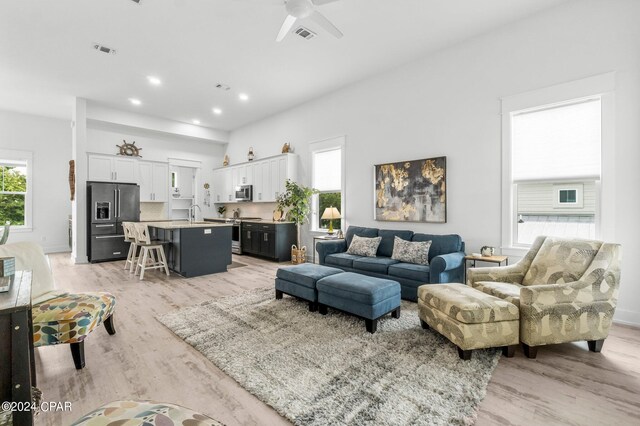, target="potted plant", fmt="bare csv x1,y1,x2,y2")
276,180,318,264
217,206,226,218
